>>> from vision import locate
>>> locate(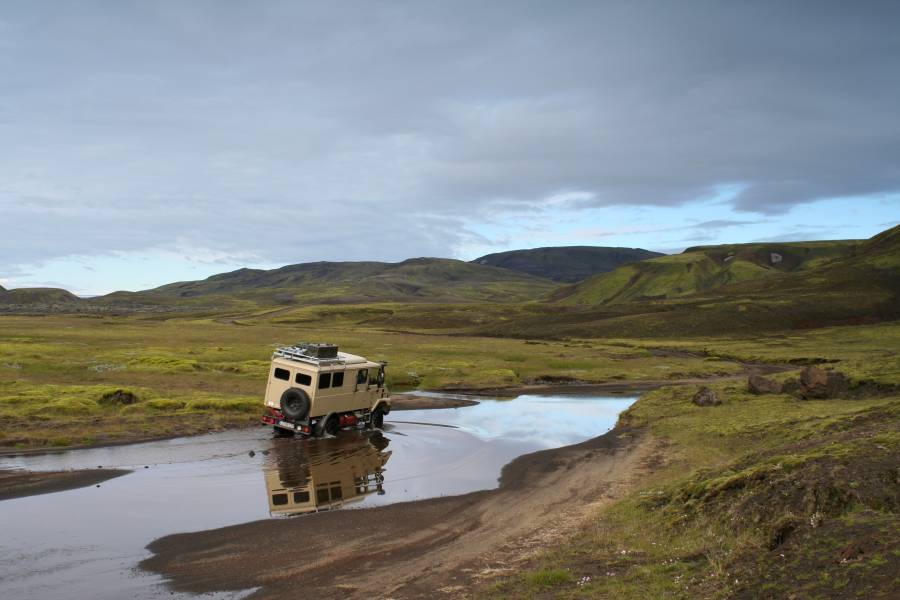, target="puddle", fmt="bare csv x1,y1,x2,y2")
0,392,634,599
